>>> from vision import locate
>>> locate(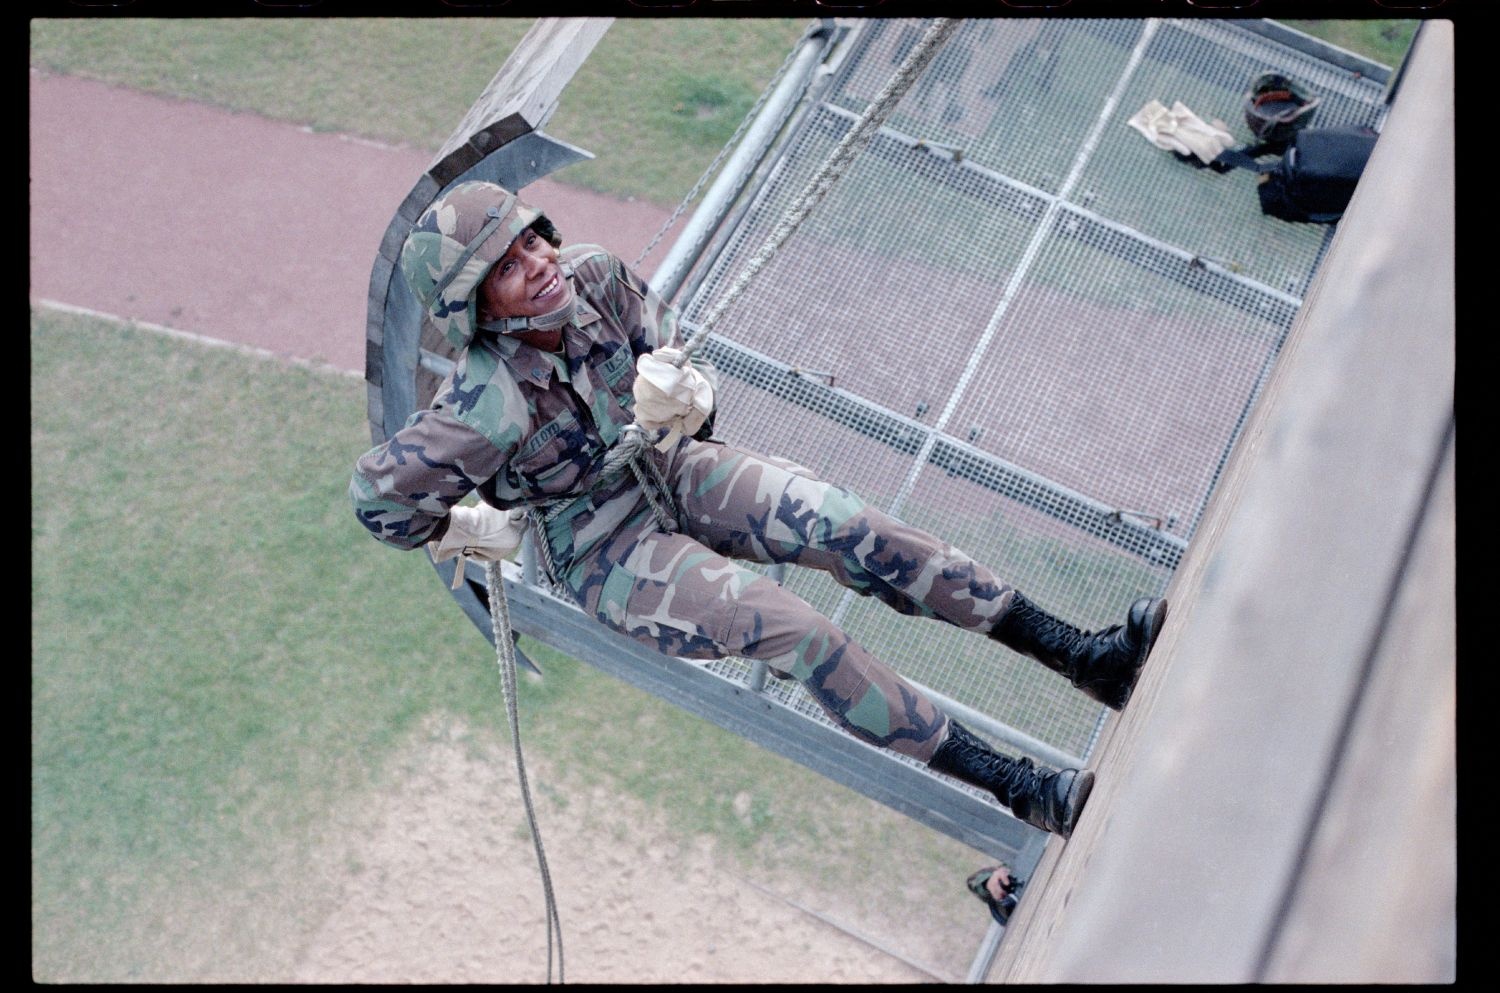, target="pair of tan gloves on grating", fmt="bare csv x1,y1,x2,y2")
1127,99,1235,164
